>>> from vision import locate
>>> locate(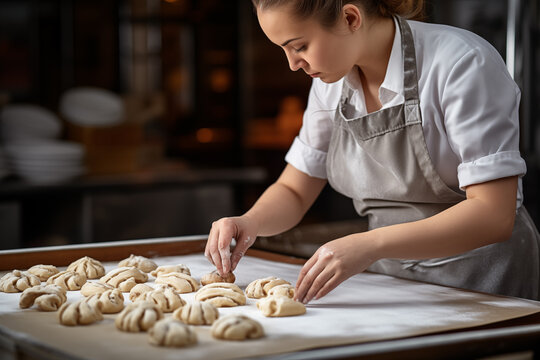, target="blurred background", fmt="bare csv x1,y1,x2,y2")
0,0,539,254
